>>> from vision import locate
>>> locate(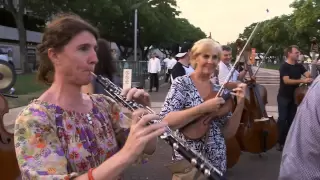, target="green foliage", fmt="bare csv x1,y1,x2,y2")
25,0,206,57
236,0,320,58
